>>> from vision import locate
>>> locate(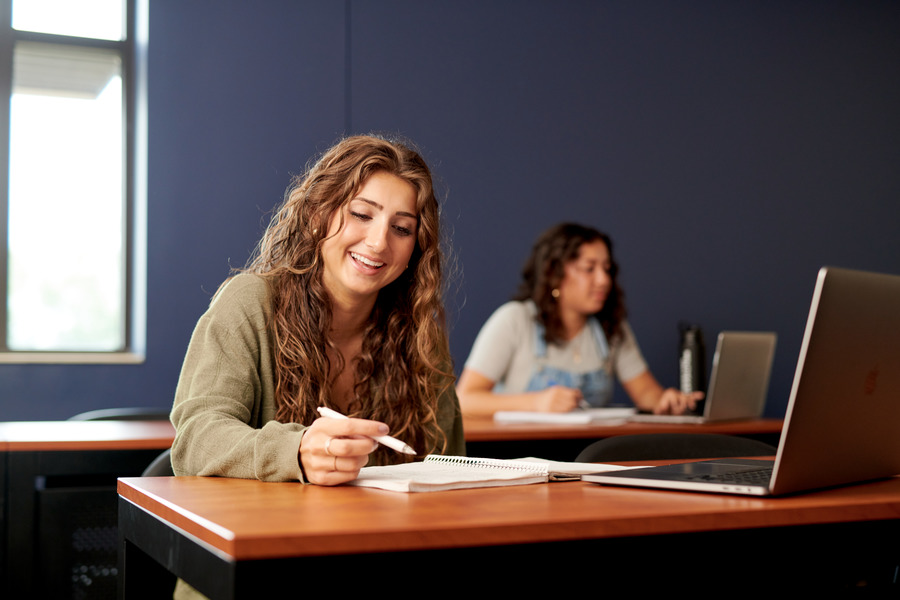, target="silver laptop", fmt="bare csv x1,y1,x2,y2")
585,266,900,496
629,331,776,424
